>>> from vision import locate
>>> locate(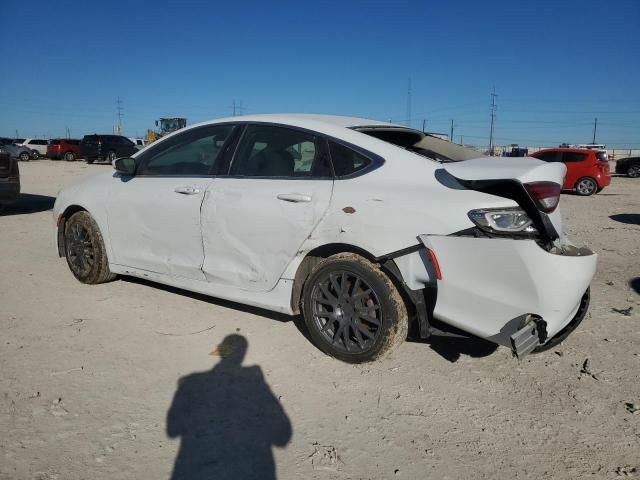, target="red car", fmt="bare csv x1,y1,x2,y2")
47,139,81,162
530,148,610,196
